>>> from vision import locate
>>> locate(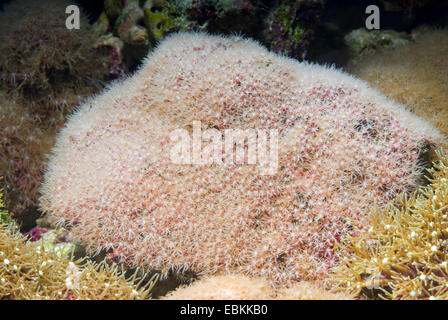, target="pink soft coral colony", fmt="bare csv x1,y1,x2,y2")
40,33,445,286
